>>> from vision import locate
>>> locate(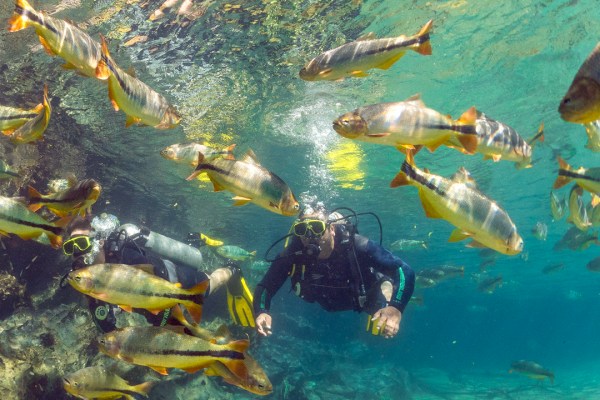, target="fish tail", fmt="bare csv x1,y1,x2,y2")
553,156,574,189
30,103,44,114
132,381,155,396
46,232,63,249
223,144,236,160
27,185,44,211
390,149,417,188
412,19,433,55
422,239,428,249
95,34,111,80
527,122,545,149
452,106,478,154
8,0,39,32
459,266,465,278
249,250,257,260
186,152,208,181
